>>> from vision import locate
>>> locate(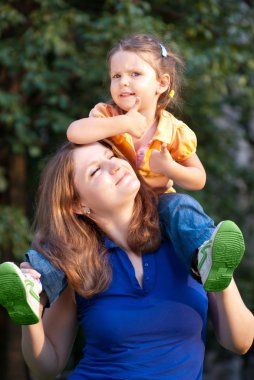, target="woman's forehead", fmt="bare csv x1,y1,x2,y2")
73,143,110,171
74,142,108,159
